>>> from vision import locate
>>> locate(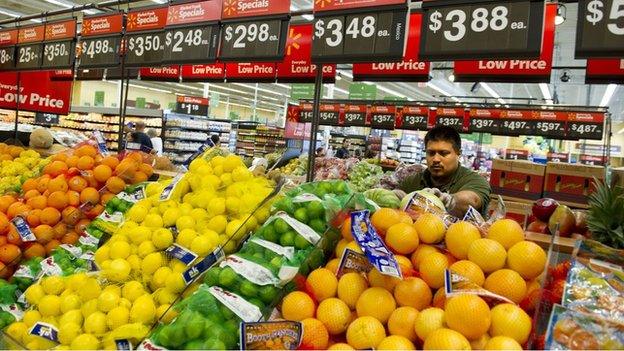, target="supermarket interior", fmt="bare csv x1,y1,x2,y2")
0,0,623,350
